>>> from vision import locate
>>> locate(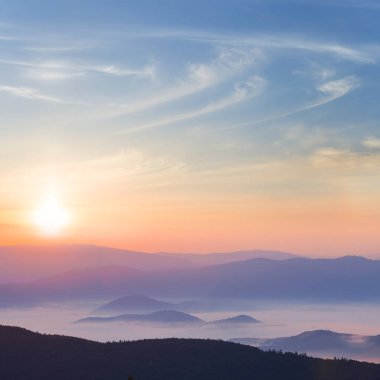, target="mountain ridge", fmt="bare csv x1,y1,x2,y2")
75,310,260,325
1,325,380,380
0,244,300,283
75,310,204,324
231,329,380,362
1,255,380,306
